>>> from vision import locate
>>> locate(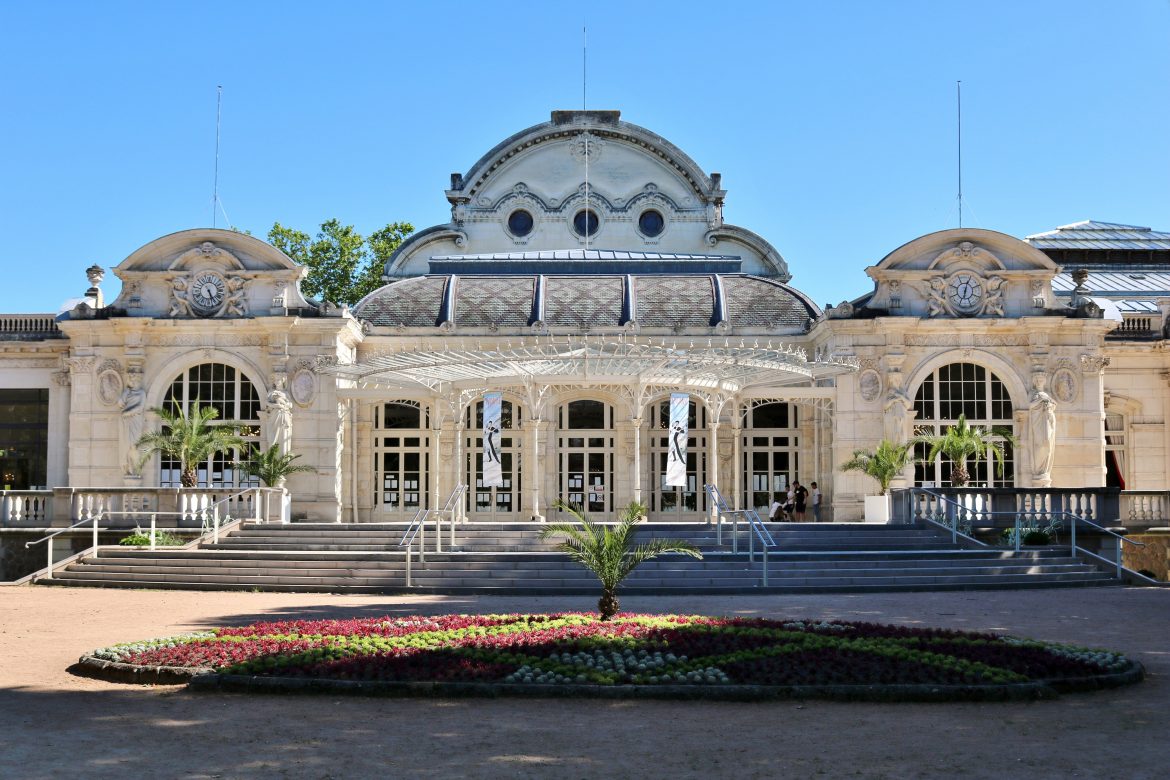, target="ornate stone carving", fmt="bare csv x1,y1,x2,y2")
66,357,95,374
923,270,1005,318
119,371,146,477
290,367,317,407
1030,279,1046,308
569,132,604,163
825,301,854,319
887,279,902,309
223,276,249,316
858,369,882,402
973,334,1028,347
96,367,124,406
1080,354,1110,374
1029,375,1056,487
315,355,339,370
904,334,960,347
983,276,1006,316
52,370,71,386
1051,367,1077,403
266,381,294,453
167,270,249,318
